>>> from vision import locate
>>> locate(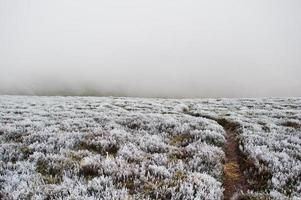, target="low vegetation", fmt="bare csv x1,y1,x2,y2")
0,96,300,199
